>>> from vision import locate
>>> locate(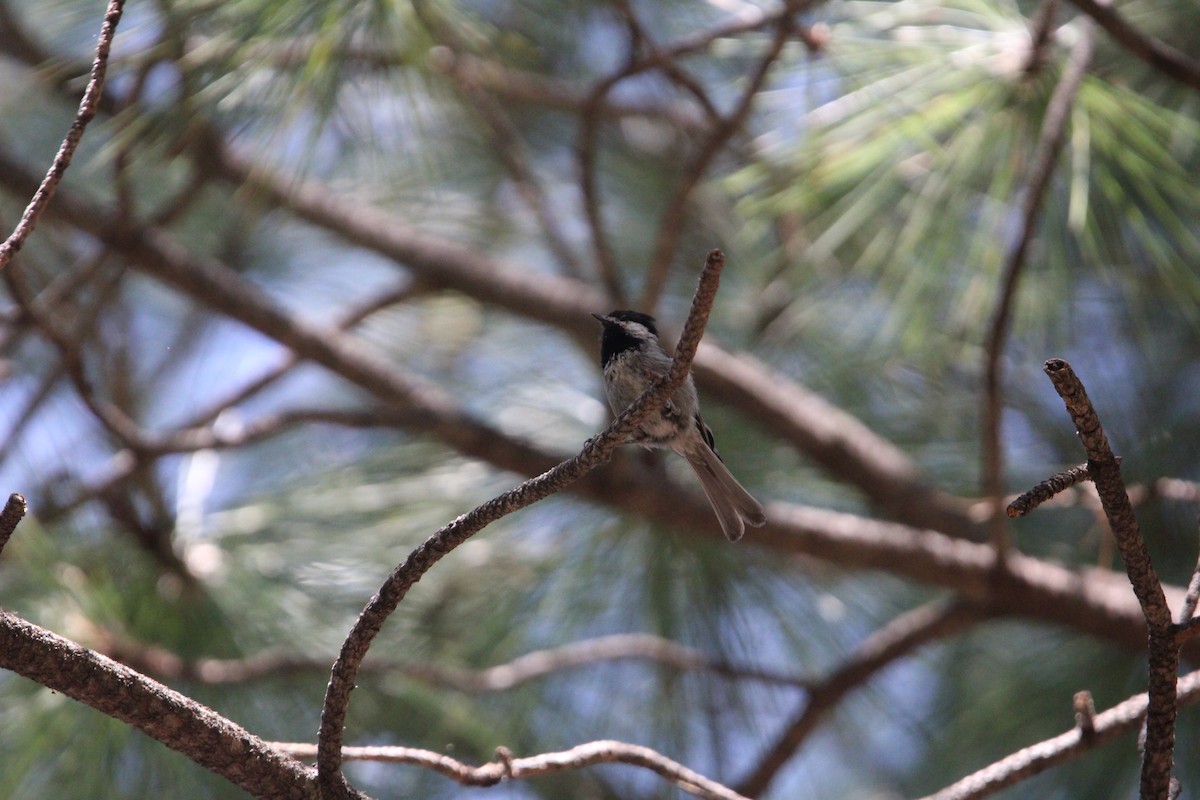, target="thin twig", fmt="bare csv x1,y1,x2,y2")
638,2,803,312
415,3,587,280
315,250,727,798
737,600,981,797
575,3,800,307
980,21,1094,552
0,492,27,556
1179,511,1200,624
95,628,807,689
919,669,1200,800
1042,357,1175,798
1007,462,1093,517
611,0,722,123
277,739,749,800
0,0,125,271
576,60,636,304
3,256,151,451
